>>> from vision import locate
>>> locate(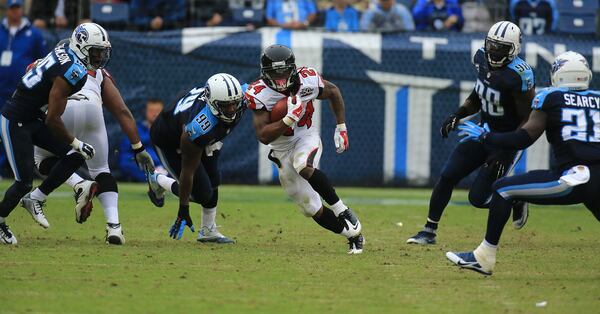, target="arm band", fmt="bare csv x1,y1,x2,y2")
484,129,534,150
